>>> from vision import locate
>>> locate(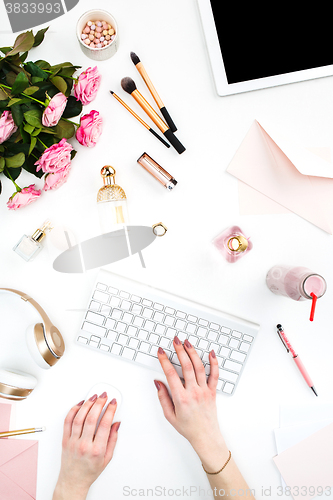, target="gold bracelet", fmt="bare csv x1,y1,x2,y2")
202,450,232,475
